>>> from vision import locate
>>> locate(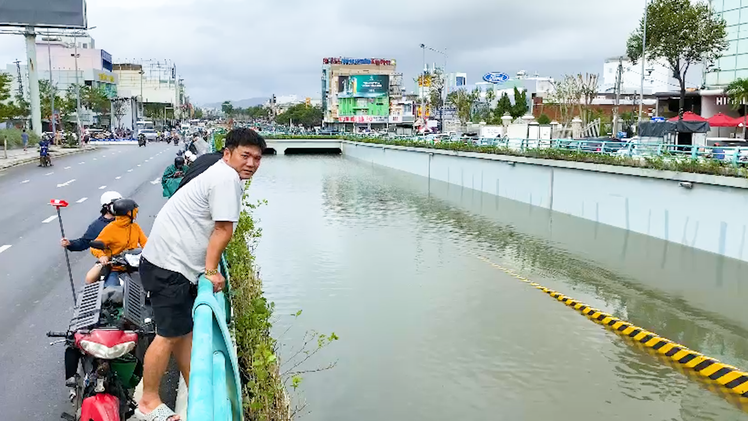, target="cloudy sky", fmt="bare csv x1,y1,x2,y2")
0,0,648,105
